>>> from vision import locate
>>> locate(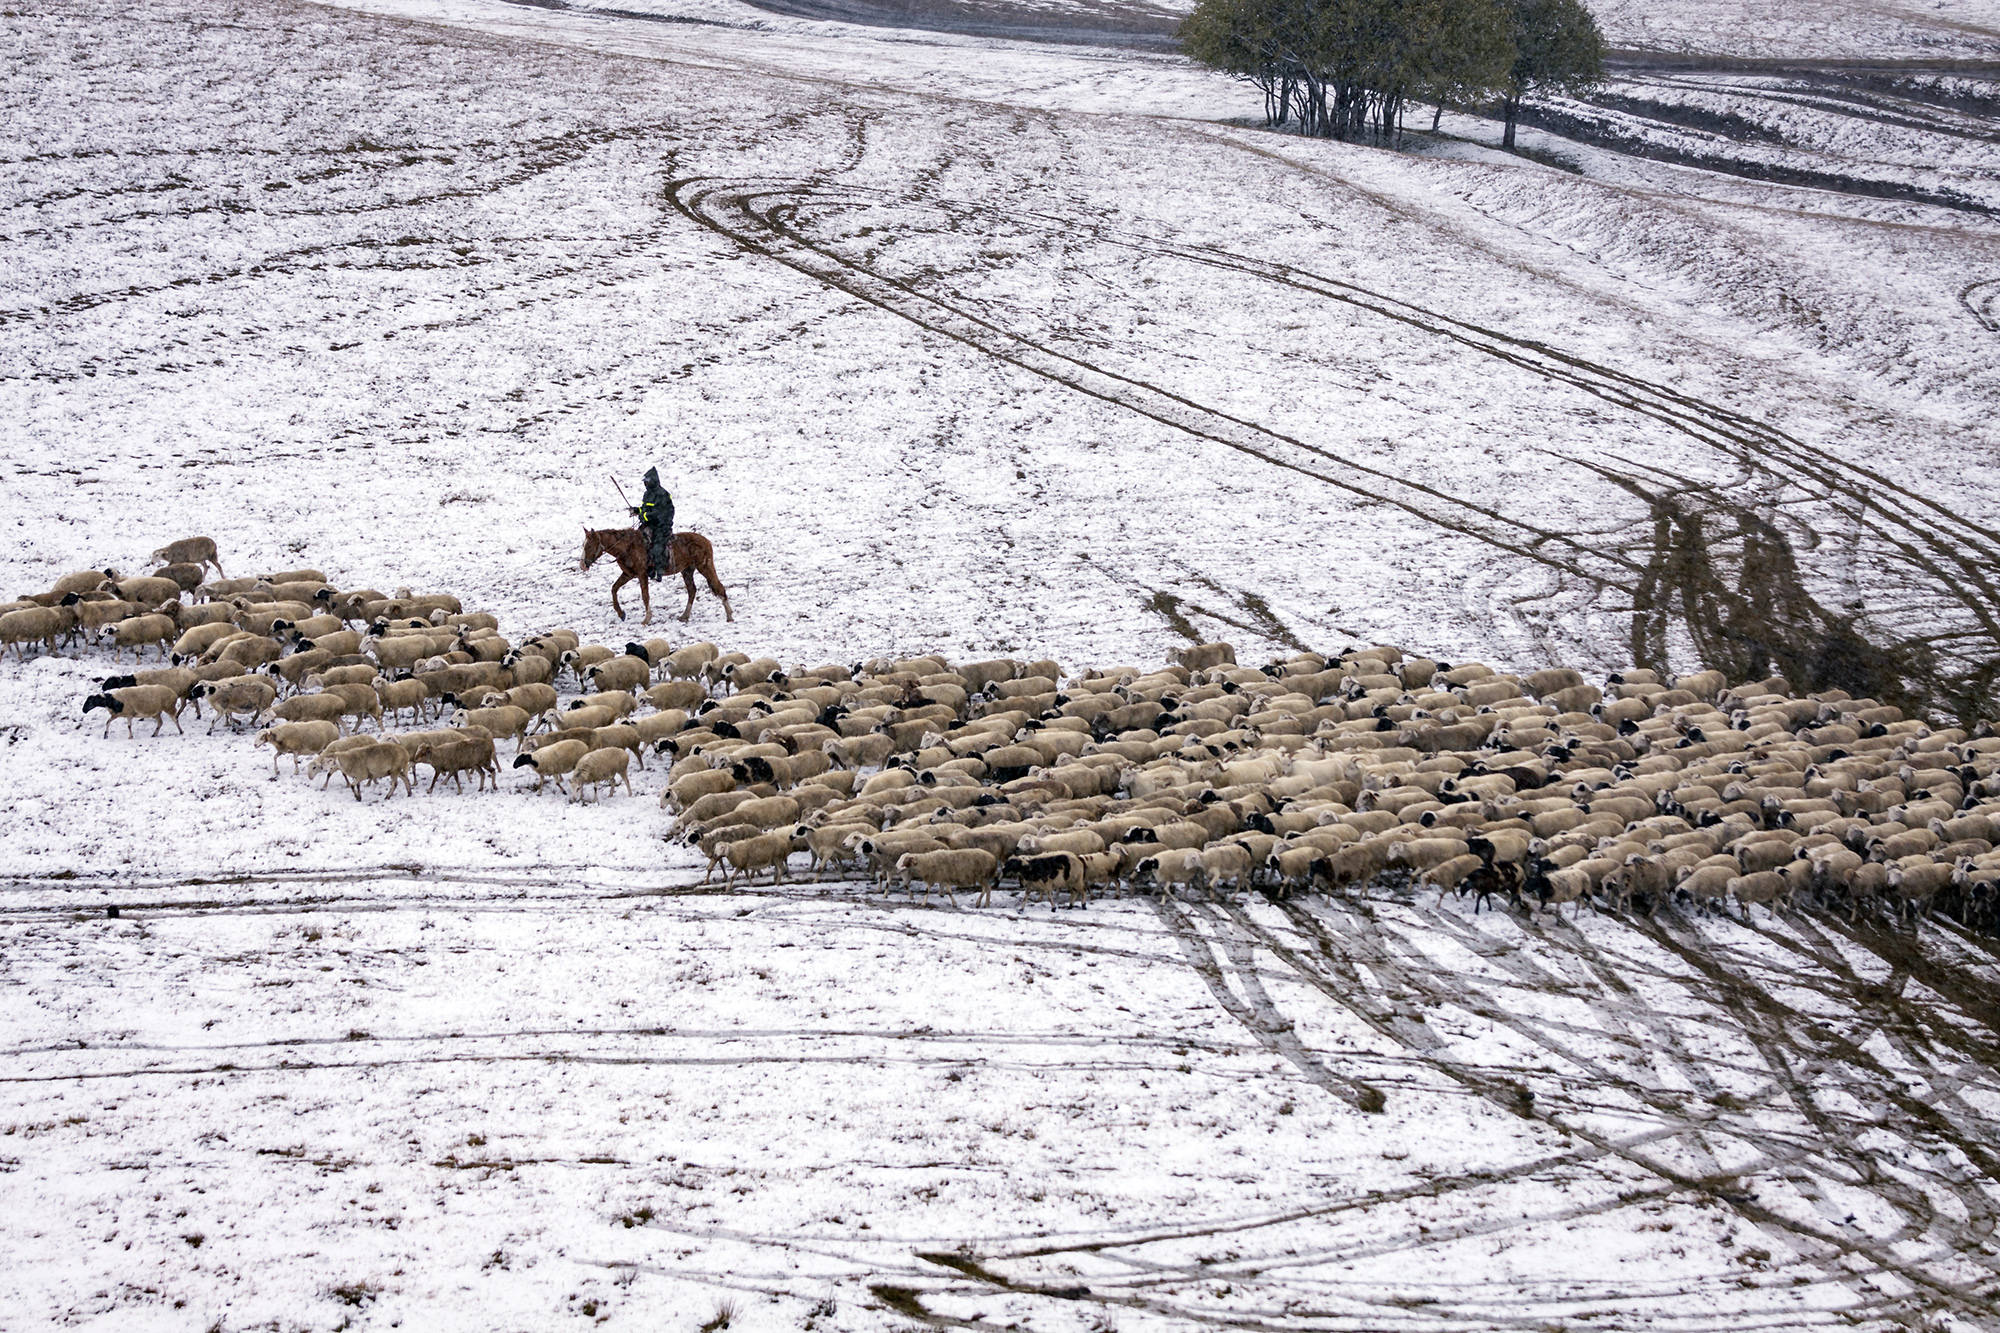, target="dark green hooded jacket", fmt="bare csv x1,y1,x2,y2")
637,467,674,578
